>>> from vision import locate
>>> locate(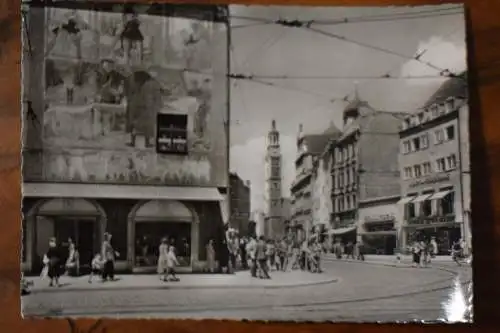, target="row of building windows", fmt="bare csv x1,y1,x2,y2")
334,143,357,163
402,154,458,179
333,194,357,212
333,166,357,188
401,125,456,154
401,97,461,130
